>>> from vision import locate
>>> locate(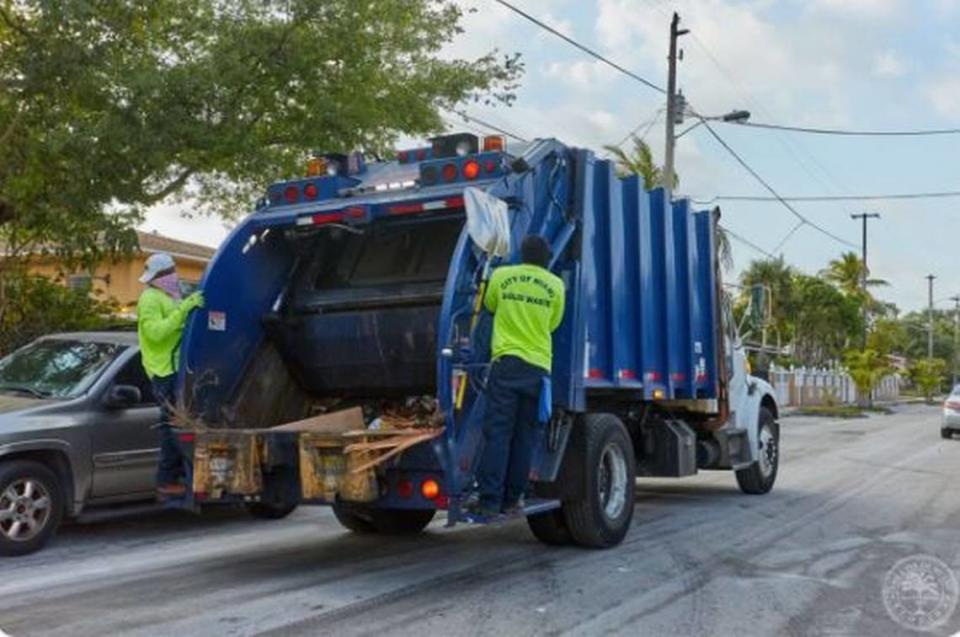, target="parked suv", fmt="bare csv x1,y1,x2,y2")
0,331,164,555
